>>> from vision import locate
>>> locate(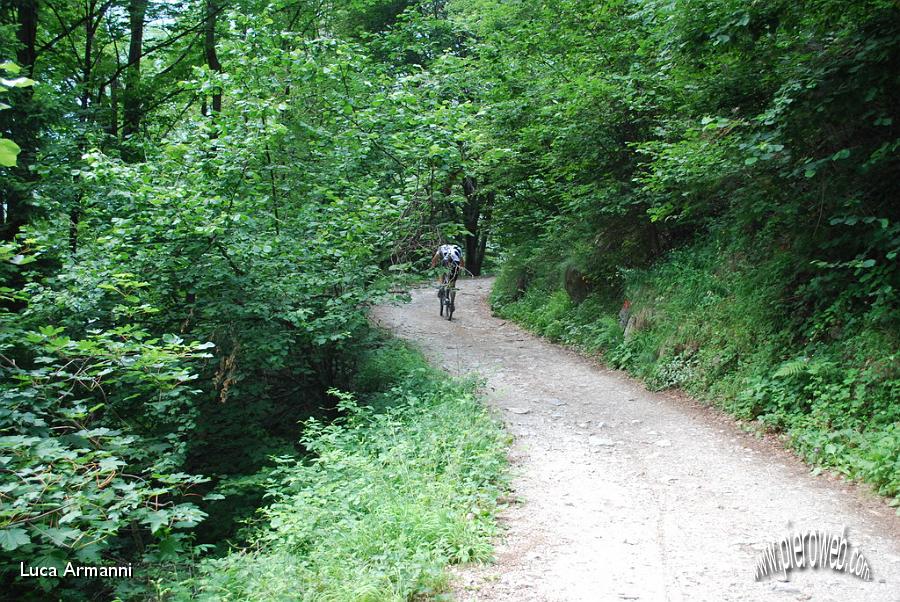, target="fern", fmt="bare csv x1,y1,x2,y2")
772,357,809,378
